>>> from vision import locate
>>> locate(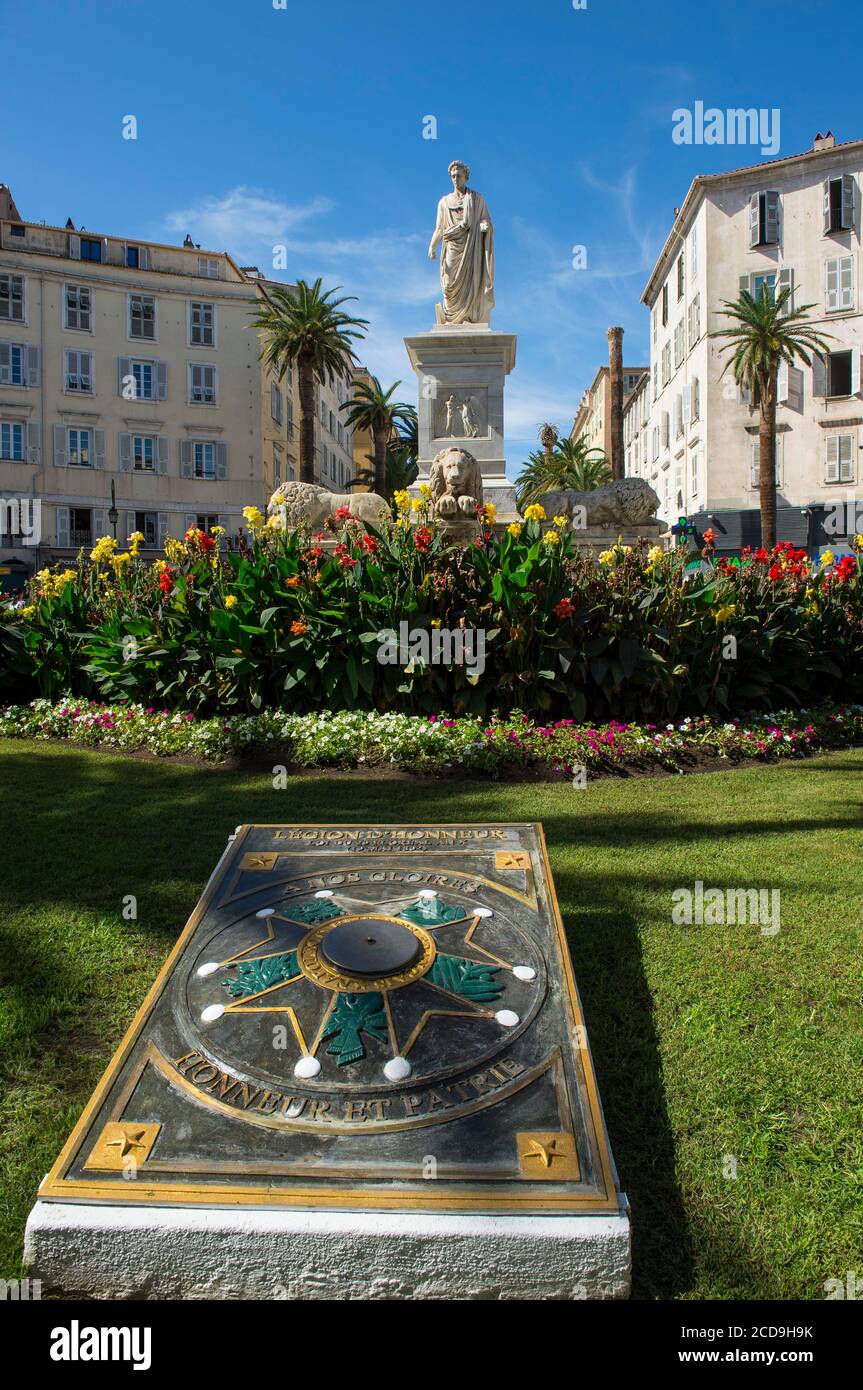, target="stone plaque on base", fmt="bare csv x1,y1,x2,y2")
27,823,629,1299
